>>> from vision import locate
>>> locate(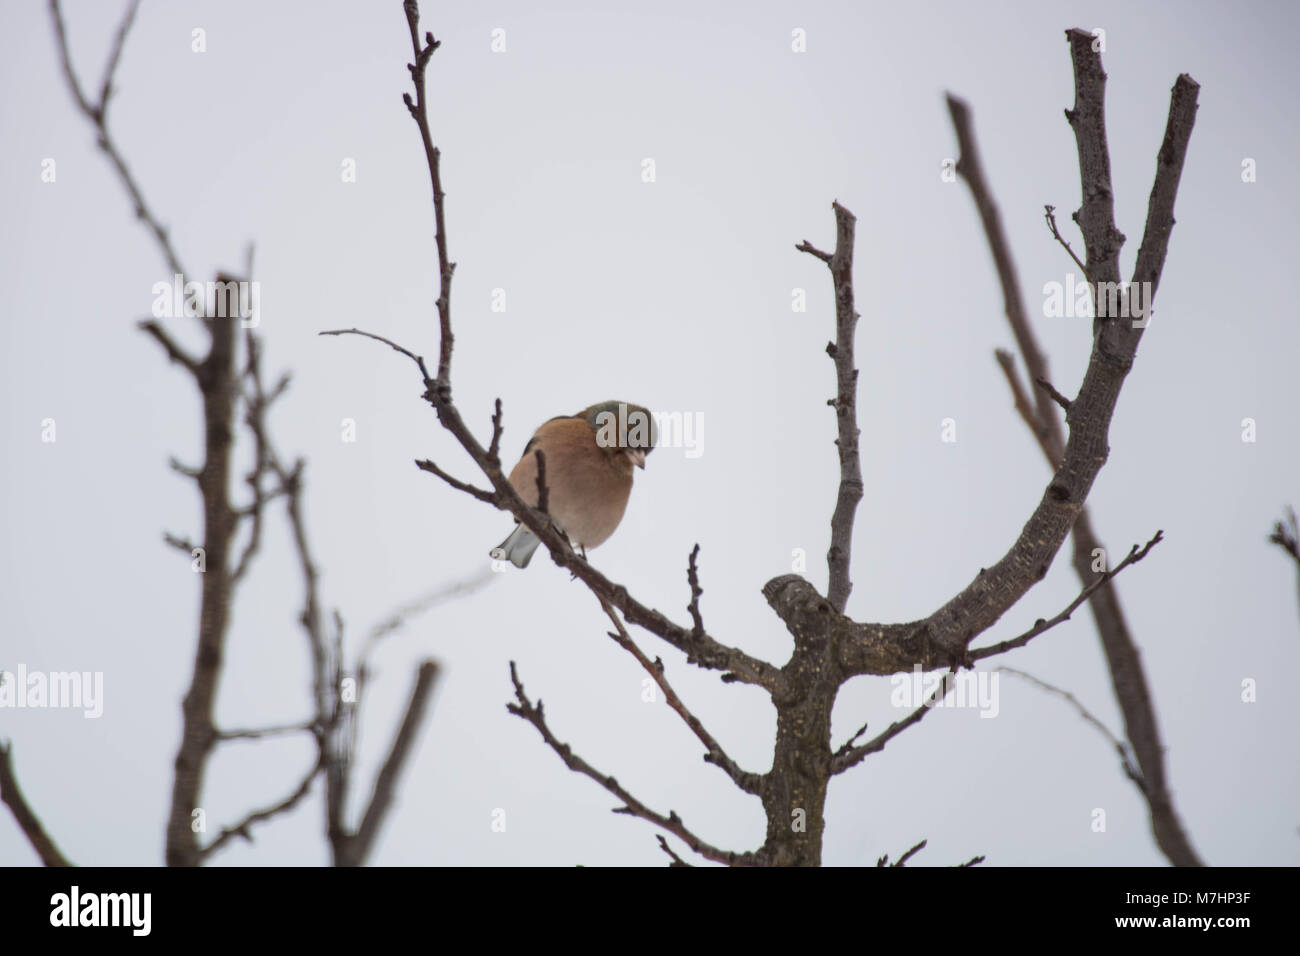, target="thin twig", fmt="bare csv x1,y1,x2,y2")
414,458,498,504
357,570,495,685
163,532,197,554
0,742,73,867
878,838,927,867
506,662,753,866
993,350,1057,464
401,0,455,386
1033,376,1072,412
197,756,323,860
1043,204,1091,282
996,667,1144,790
831,672,955,774
319,328,432,383
139,320,200,376
487,398,504,467
50,0,184,279
231,330,276,583
832,719,871,760
215,721,317,742
599,599,762,795
1269,507,1300,620
656,834,693,867
969,531,1164,661
686,545,705,638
